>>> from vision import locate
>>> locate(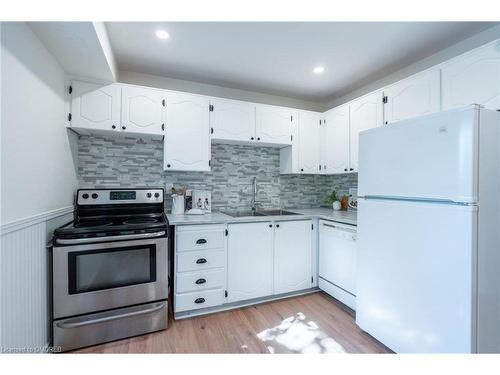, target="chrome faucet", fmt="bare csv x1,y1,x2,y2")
251,177,260,211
